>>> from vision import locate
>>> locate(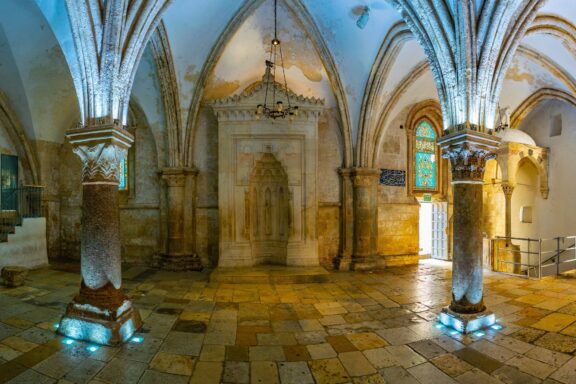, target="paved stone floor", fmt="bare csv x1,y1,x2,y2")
3,260,576,383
